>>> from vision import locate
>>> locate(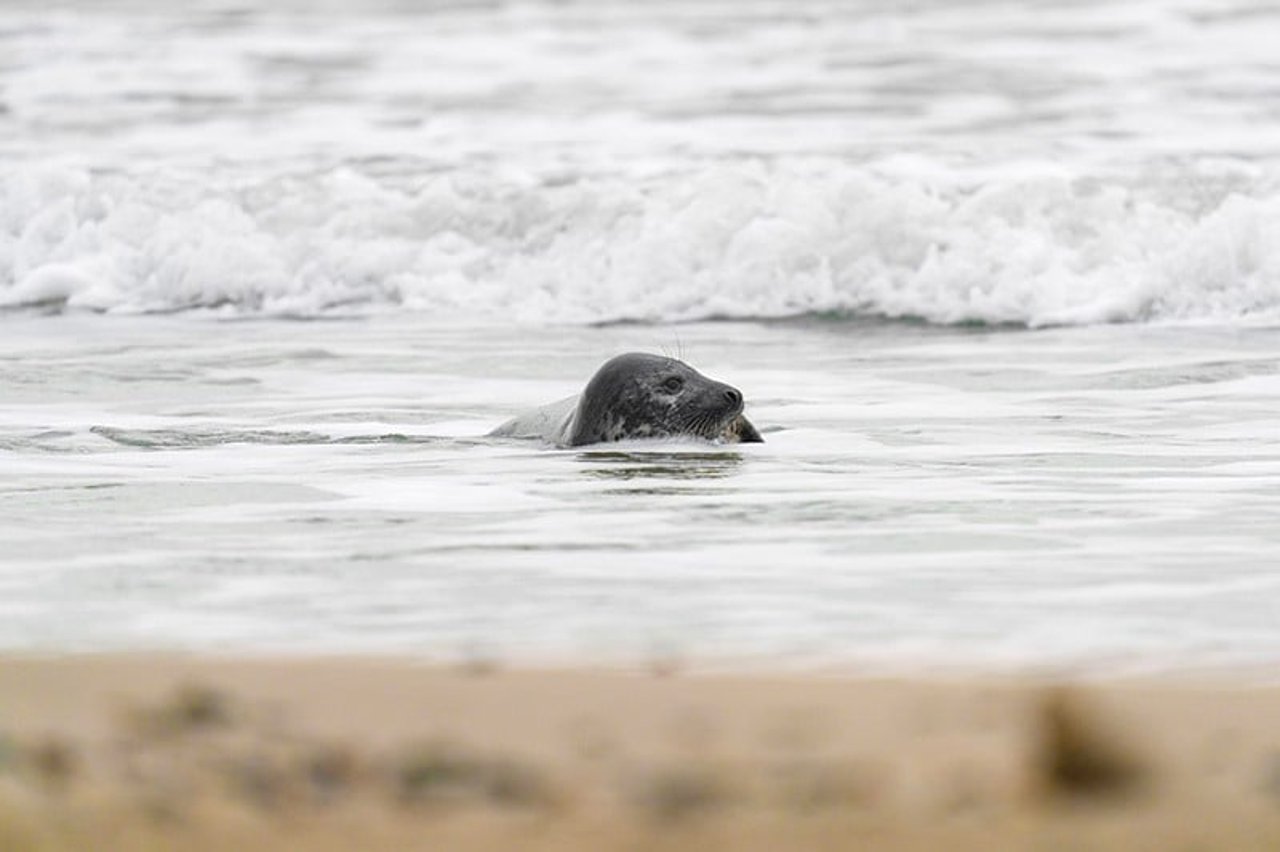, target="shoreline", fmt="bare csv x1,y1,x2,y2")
3,654,1279,850
5,646,1278,686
